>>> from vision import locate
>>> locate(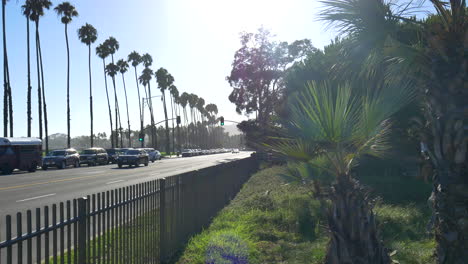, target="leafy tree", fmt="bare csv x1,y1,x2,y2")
117,59,131,147
96,43,114,148
54,2,78,148
319,0,467,261
21,0,33,137
78,23,97,147
29,0,52,152
155,67,174,154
